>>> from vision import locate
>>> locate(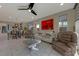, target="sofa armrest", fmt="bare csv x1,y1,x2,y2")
67,42,76,48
